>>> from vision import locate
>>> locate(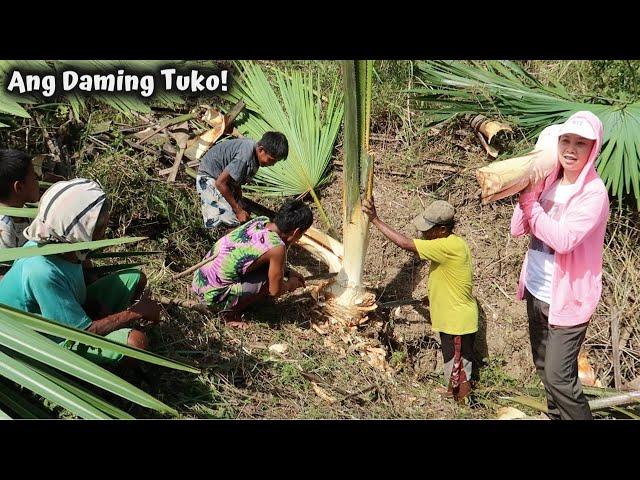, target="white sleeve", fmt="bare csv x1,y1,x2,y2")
12,220,29,247
0,223,16,249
